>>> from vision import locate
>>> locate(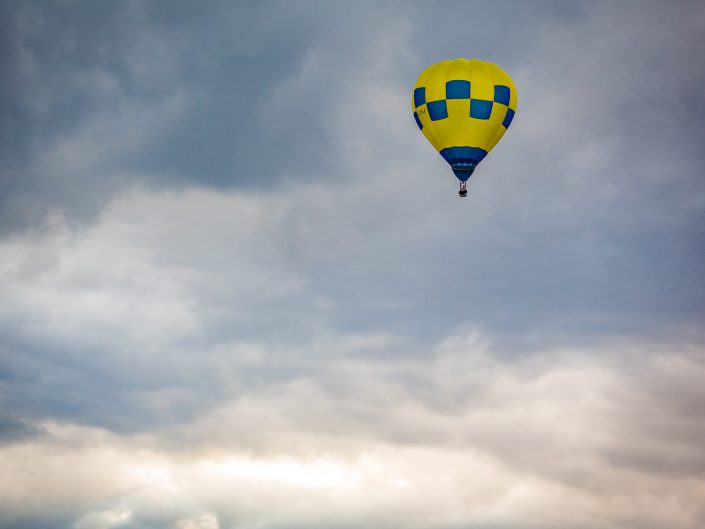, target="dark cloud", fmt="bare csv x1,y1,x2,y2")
0,1,330,232
0,411,44,444
0,1,704,528
4,1,700,235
